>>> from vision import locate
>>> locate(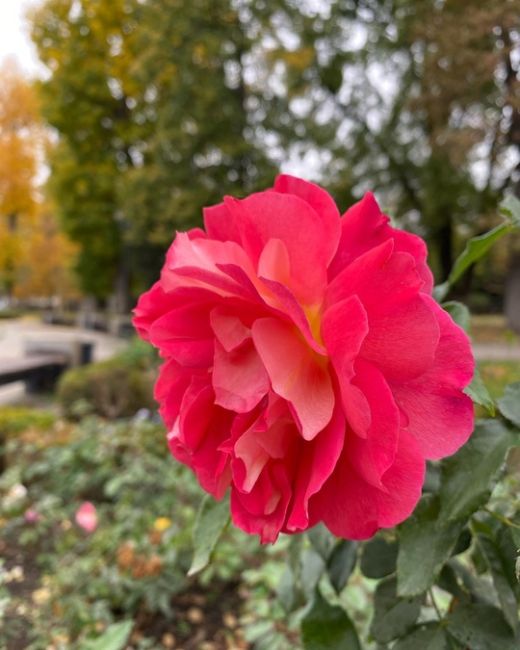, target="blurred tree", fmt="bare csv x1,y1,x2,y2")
30,0,140,302
30,0,519,298
260,0,519,284
14,202,79,301
30,0,277,301
0,61,41,299
122,0,276,292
